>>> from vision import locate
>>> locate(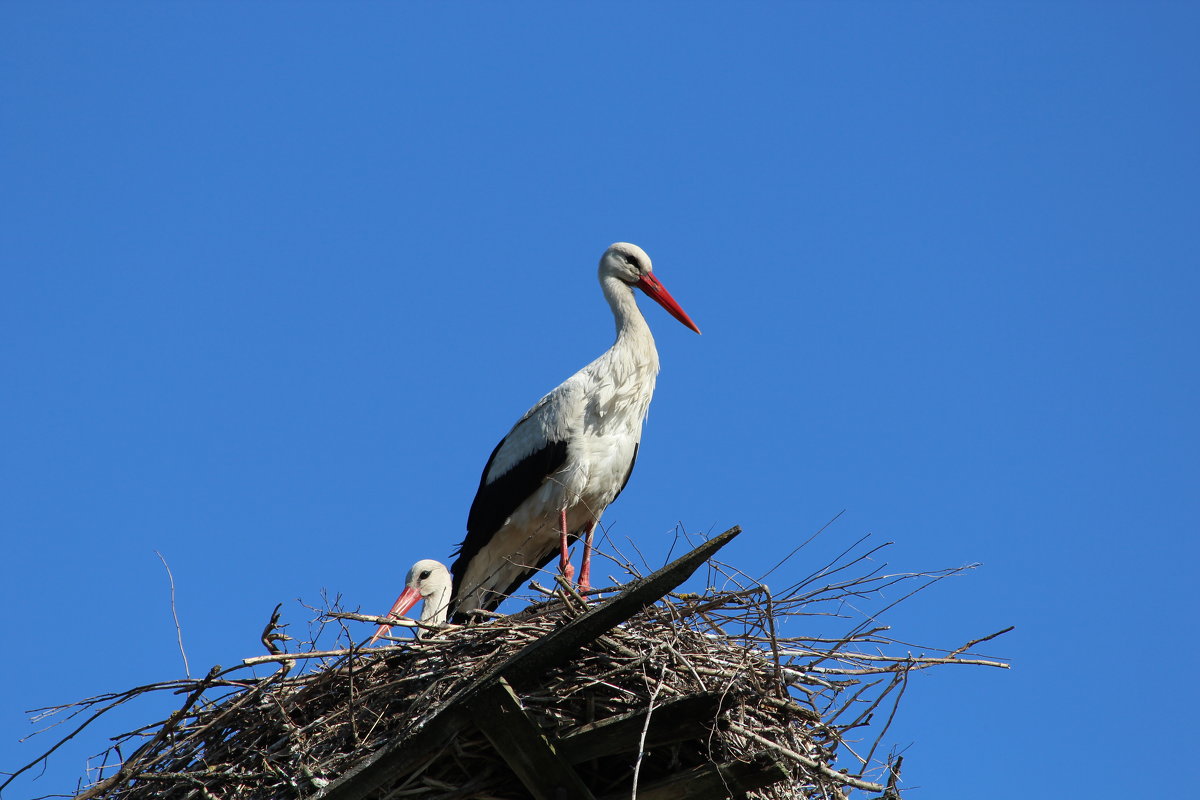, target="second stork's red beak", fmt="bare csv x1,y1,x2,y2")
368,586,422,644
637,273,701,334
